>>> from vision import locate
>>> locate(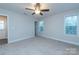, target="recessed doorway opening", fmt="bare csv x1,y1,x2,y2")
0,16,8,45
